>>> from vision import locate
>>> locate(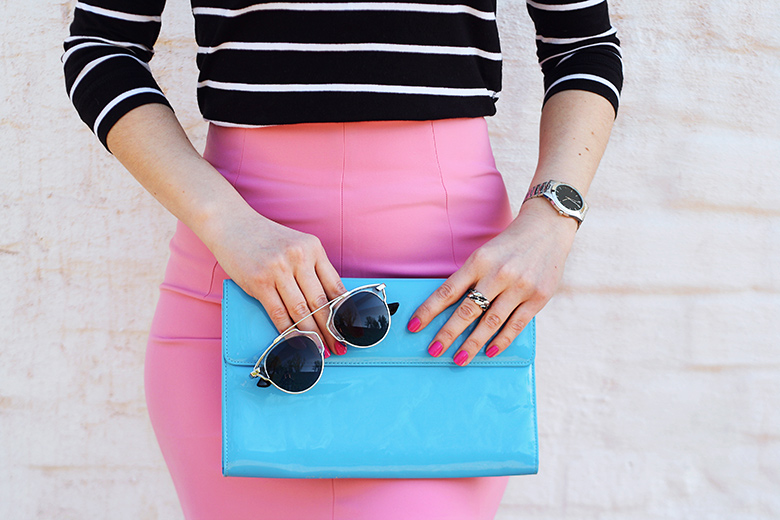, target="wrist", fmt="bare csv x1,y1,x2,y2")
522,179,588,230
176,160,267,244
196,192,264,240
517,197,580,236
